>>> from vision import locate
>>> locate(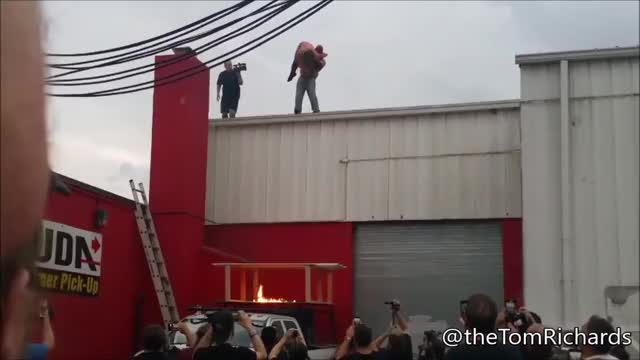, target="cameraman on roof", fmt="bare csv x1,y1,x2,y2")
217,60,244,119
